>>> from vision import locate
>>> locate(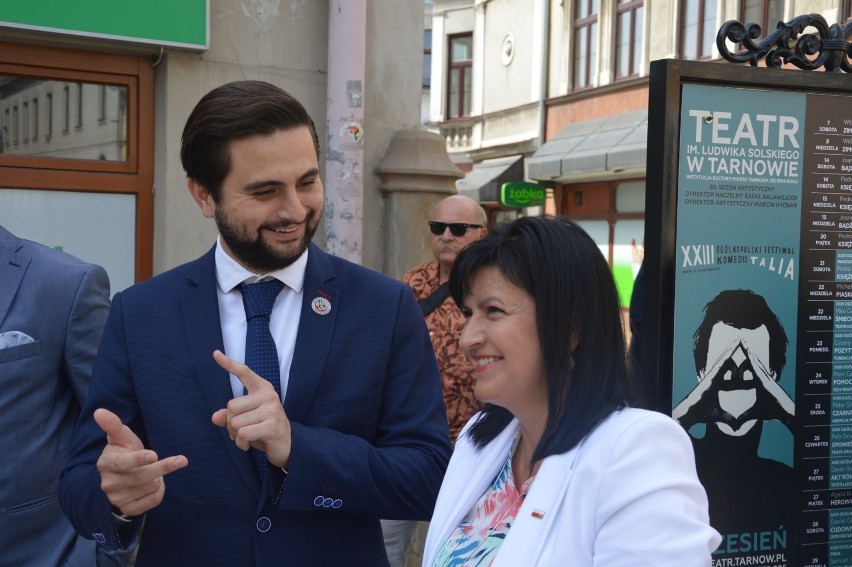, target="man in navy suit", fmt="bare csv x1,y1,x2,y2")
0,224,111,566
59,80,452,566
